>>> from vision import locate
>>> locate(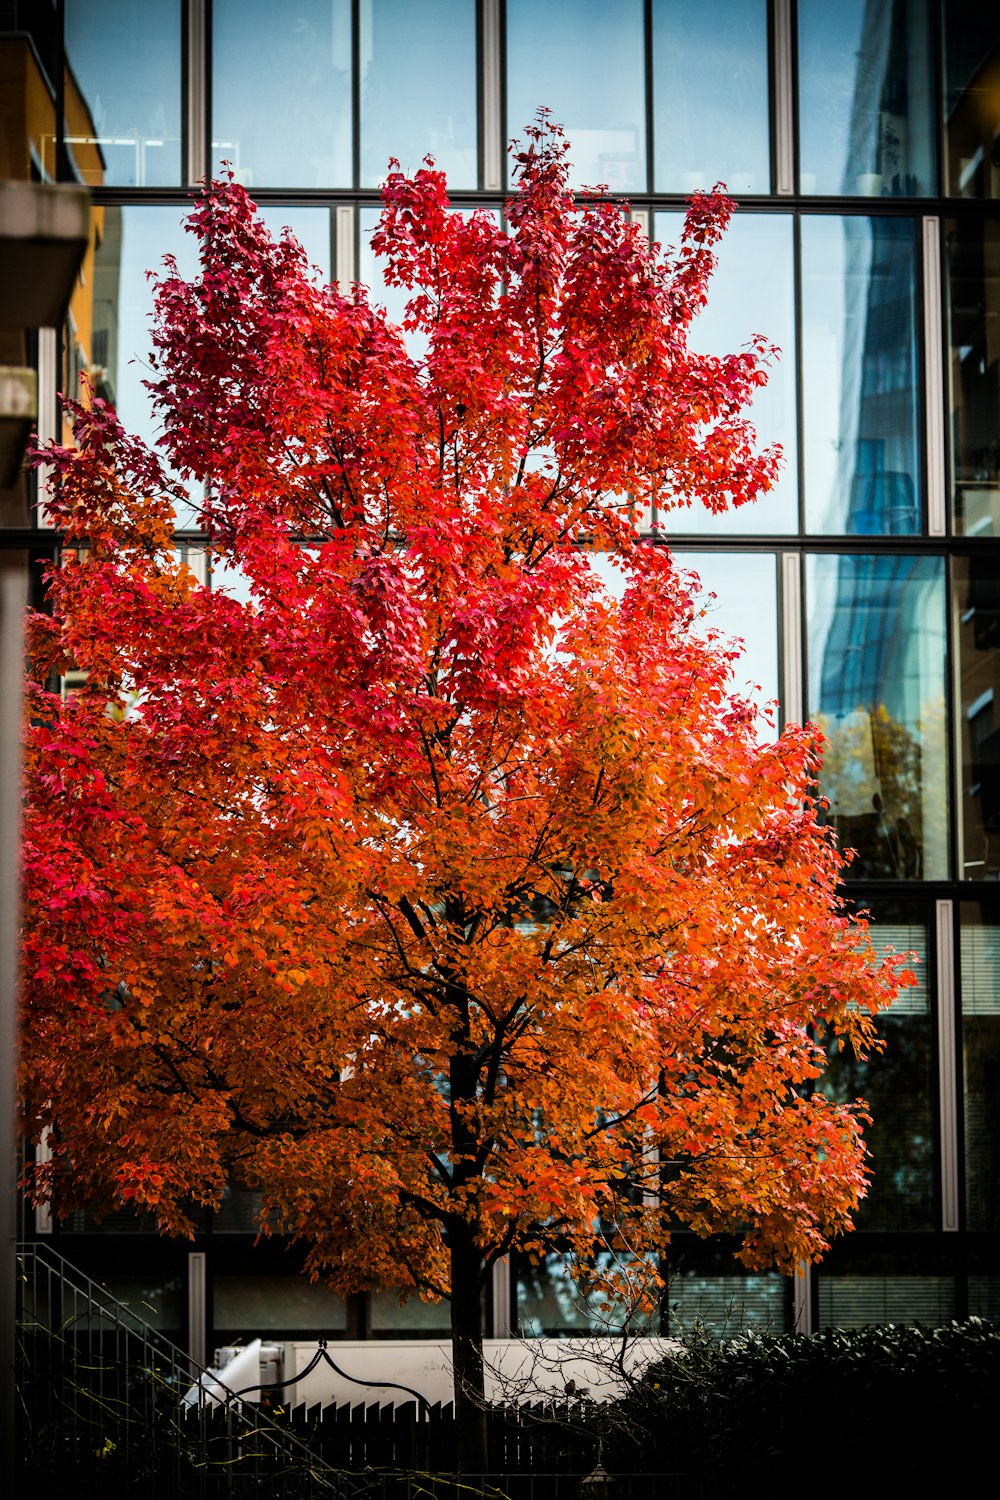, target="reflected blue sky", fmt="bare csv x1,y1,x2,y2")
65,0,181,186
212,0,352,188
652,0,770,194
361,0,476,187
801,217,920,534
507,0,646,192
656,213,796,536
